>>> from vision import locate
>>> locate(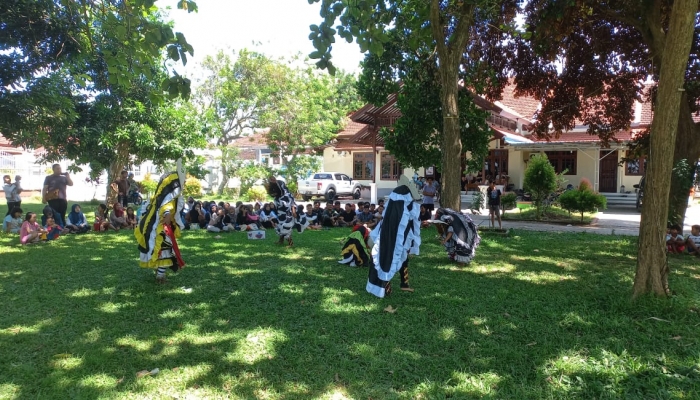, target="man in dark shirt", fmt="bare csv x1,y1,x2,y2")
111,170,130,208
322,202,338,227
357,204,376,228
42,164,73,225
487,180,502,229
339,204,357,227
